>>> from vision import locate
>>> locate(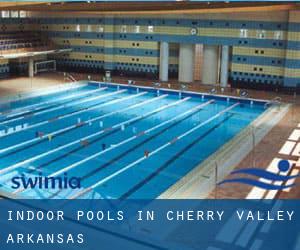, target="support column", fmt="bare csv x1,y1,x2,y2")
194,44,203,81
178,43,195,83
103,17,114,71
220,45,230,87
202,45,219,85
29,58,34,78
159,41,169,82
